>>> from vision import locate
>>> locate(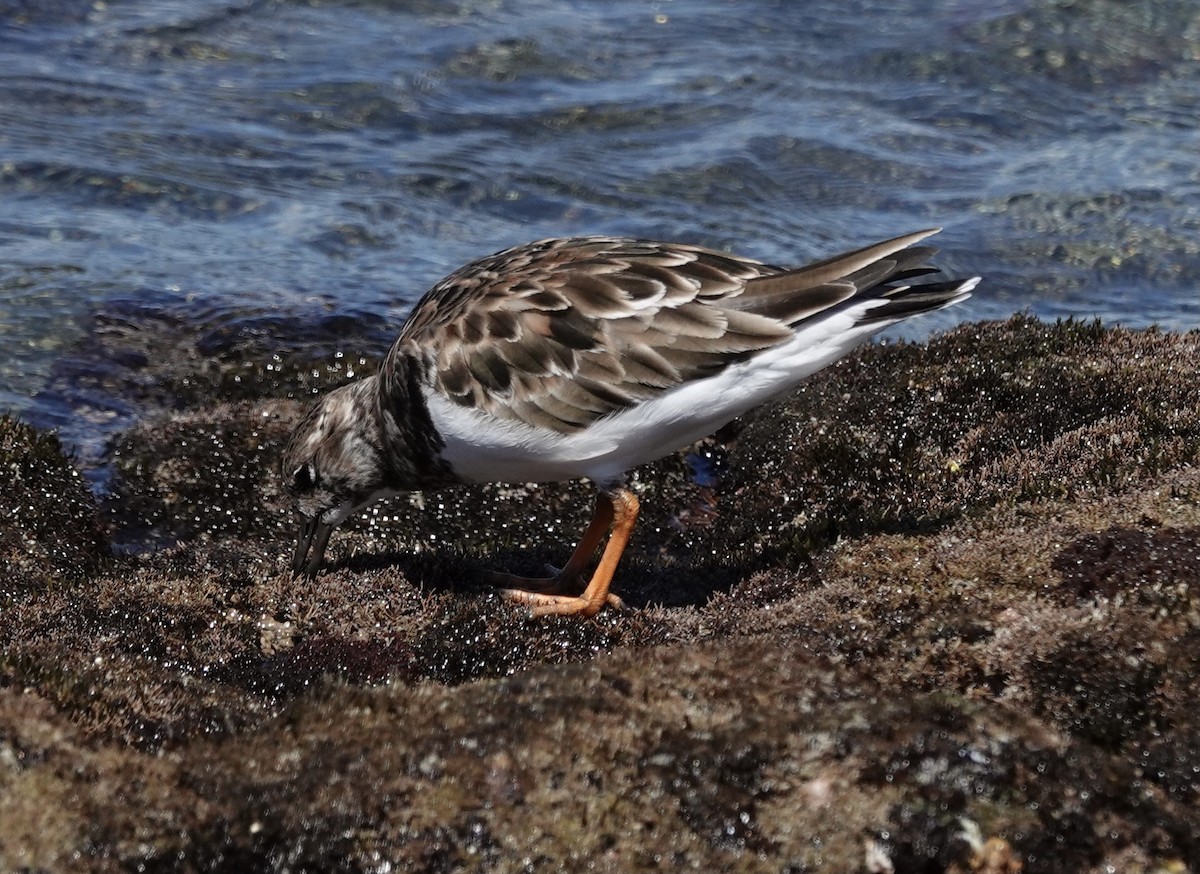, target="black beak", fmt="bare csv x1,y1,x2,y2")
292,514,335,578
